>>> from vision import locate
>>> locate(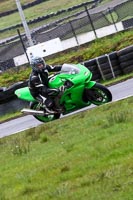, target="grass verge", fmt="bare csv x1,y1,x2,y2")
0,96,133,199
